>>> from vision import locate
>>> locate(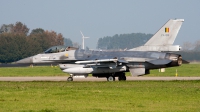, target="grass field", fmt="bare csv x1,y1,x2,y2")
1,64,200,111
0,66,67,77
0,64,200,77
149,64,200,77
0,81,200,112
